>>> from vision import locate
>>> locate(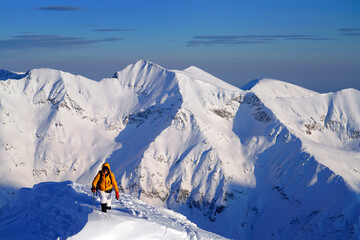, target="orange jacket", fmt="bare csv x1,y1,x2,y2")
92,163,119,193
